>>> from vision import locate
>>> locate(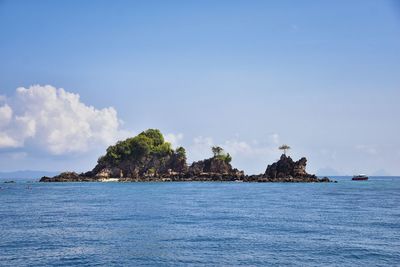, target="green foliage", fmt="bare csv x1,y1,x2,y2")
212,146,223,157
116,139,132,156
97,155,106,164
175,146,186,160
153,142,173,157
147,167,156,175
211,146,232,163
138,129,164,146
99,129,175,165
224,153,232,164
279,144,291,155
130,135,152,157
215,153,232,164
105,143,122,162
